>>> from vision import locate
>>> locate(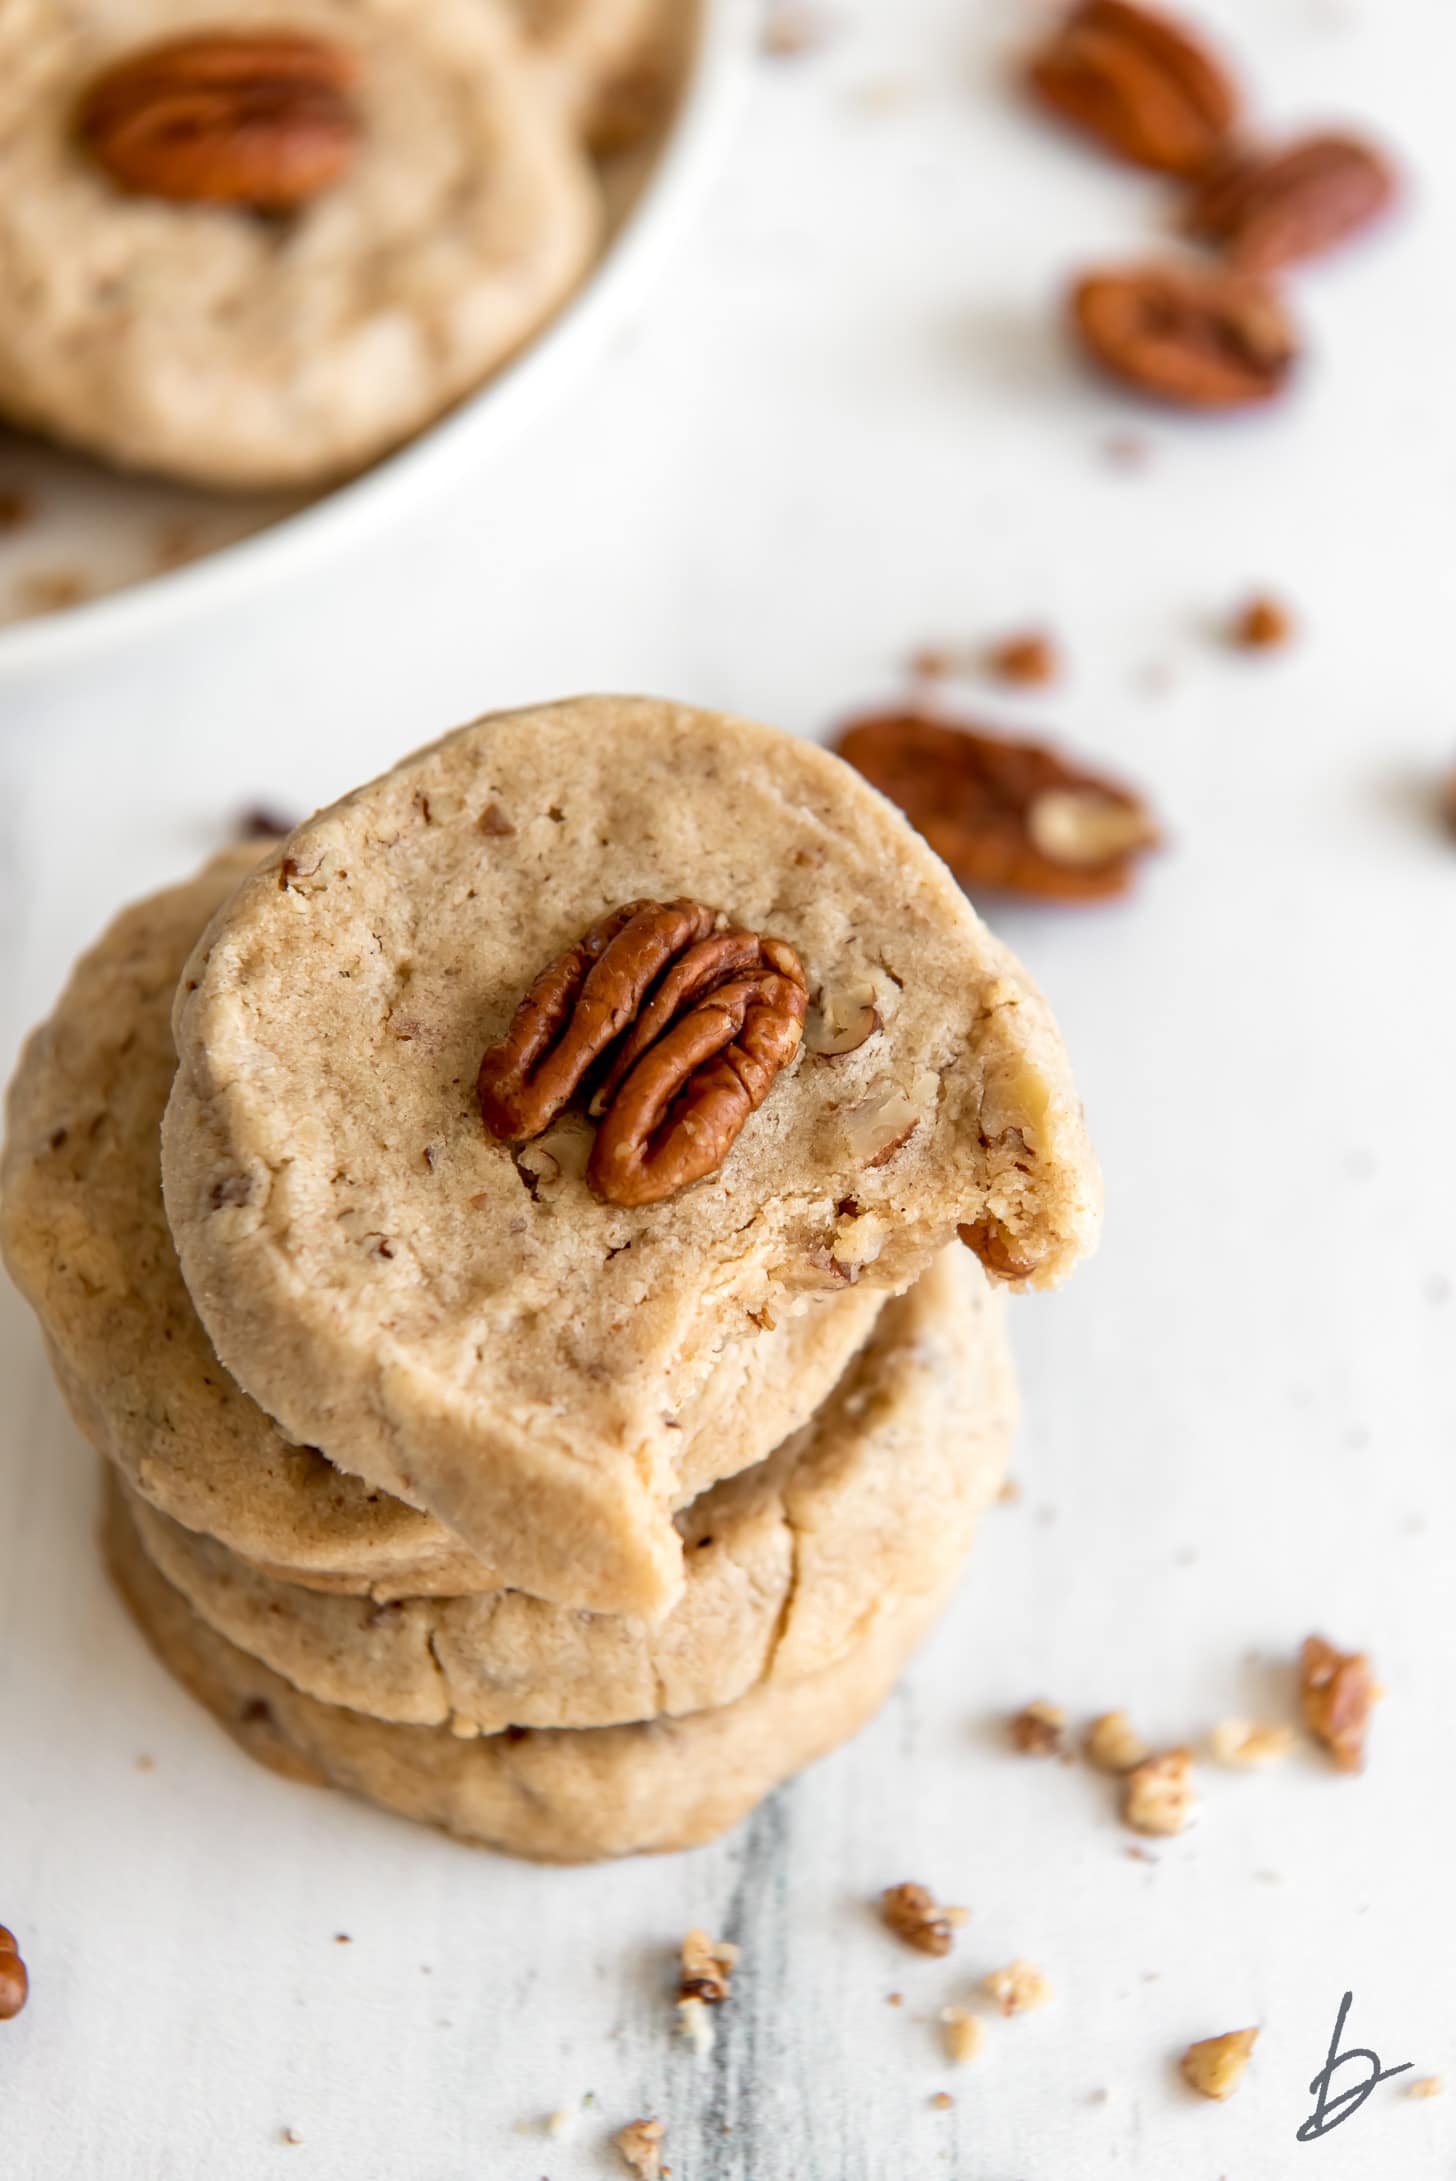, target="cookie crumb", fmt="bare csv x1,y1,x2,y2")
880,1882,968,1957
1299,1635,1380,1772
762,4,830,56
939,2006,985,2064
1210,1720,1296,1769
983,630,1059,686
1103,432,1151,469
546,2107,578,2140
1123,1749,1198,1836
929,2090,955,2110
982,1960,1051,2017
1181,2027,1259,2100
1085,1711,1150,1774
909,645,958,681
278,2127,301,2146
676,1996,714,2057
613,2117,665,2178
677,1928,738,2005
1229,594,1294,650
886,1990,904,2006
1408,2075,1444,2099
1008,1700,1068,1757
996,1477,1022,1505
